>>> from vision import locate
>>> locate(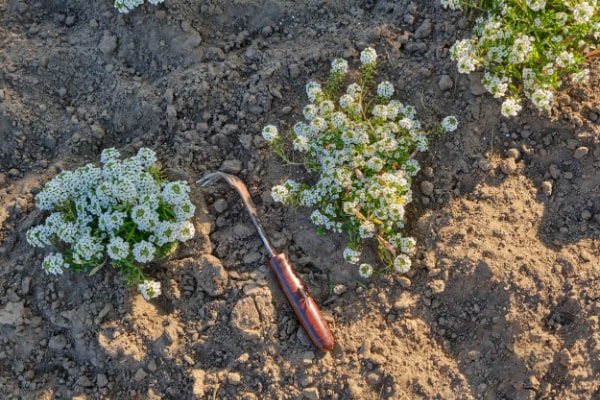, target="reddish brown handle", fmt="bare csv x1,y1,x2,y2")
269,253,335,351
